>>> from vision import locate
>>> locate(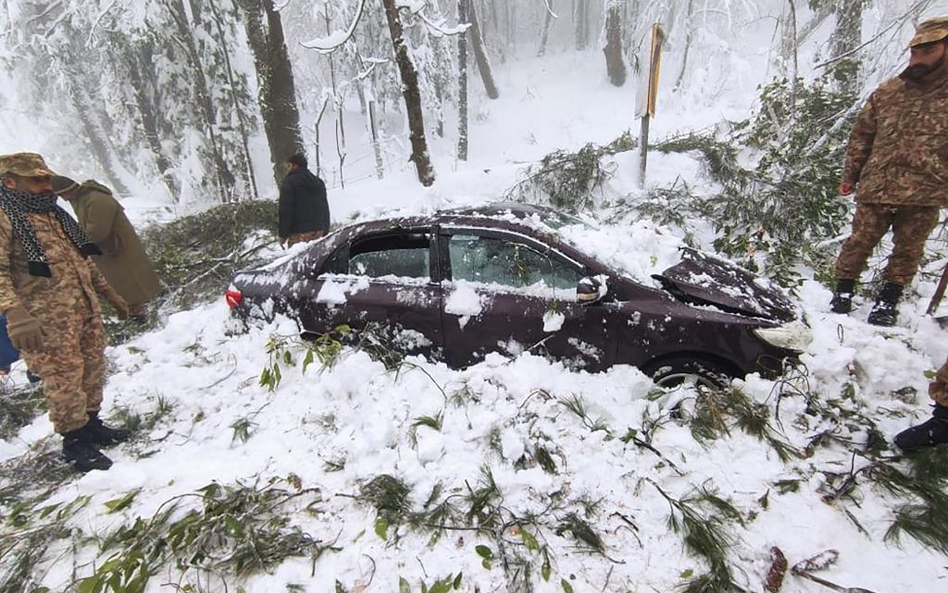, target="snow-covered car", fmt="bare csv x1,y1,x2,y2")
225,203,810,386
